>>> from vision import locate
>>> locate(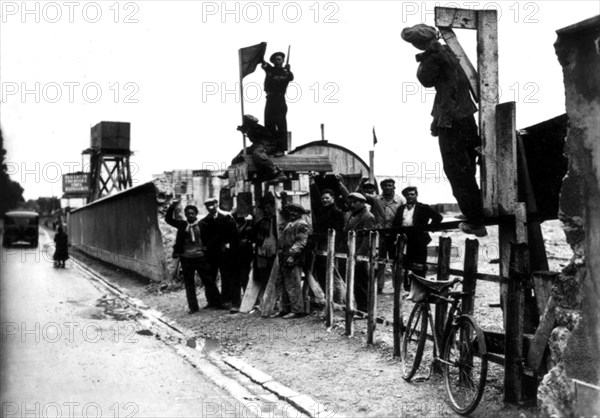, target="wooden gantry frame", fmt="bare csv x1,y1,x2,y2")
86,149,133,202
